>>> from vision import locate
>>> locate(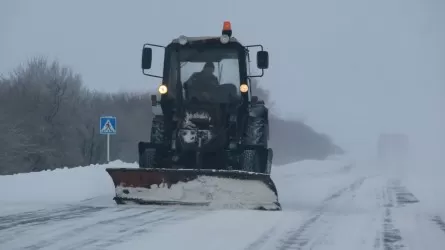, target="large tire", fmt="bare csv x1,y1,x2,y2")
138,148,157,168
266,148,273,174
150,116,164,144
243,104,268,147
144,115,164,169
244,116,268,147
239,149,262,172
